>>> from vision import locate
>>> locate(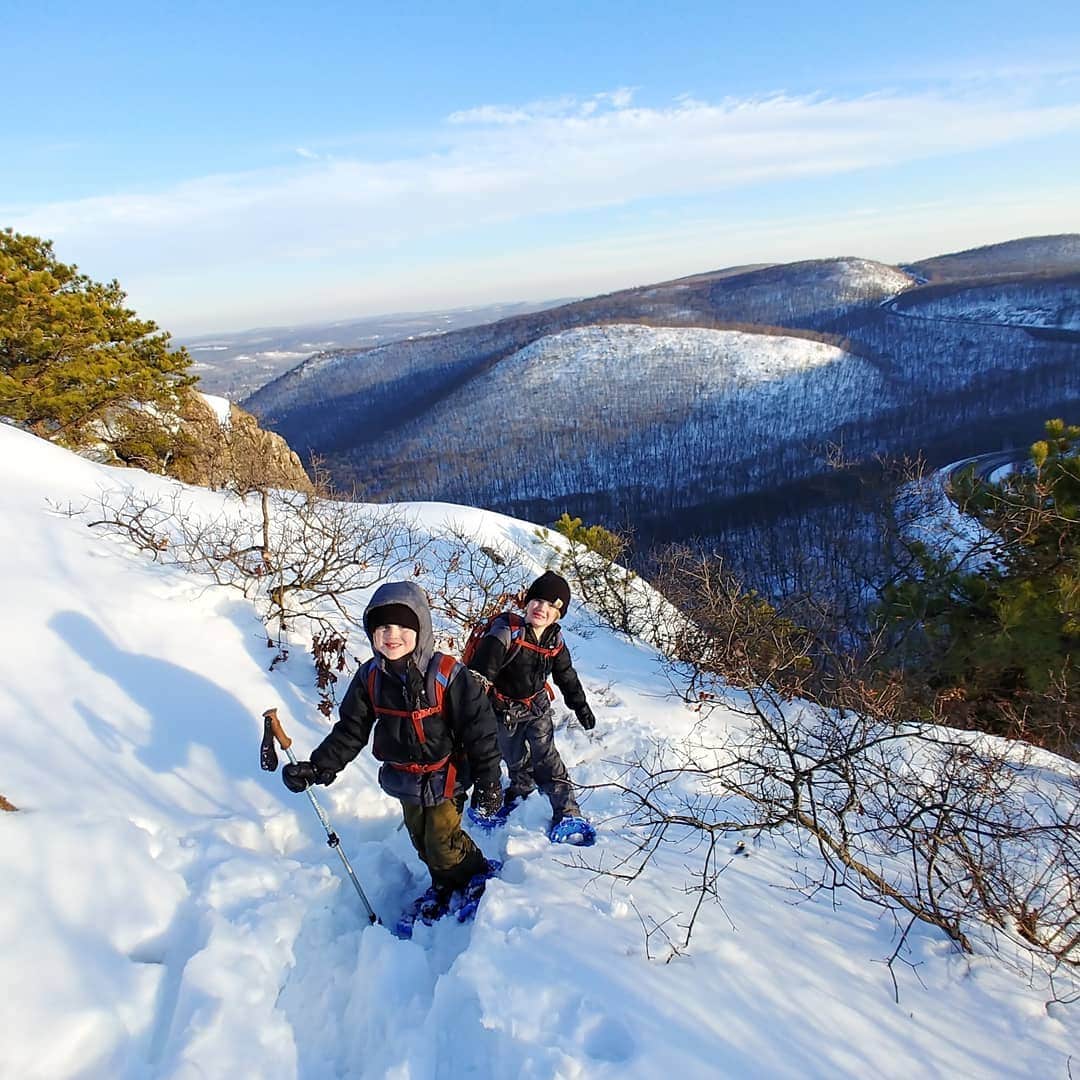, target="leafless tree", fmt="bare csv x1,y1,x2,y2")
582,548,1080,991
81,484,430,641
422,521,530,648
